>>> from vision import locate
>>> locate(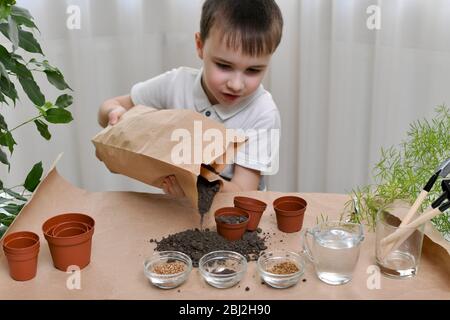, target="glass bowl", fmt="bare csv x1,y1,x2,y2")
257,250,305,288
199,251,247,289
144,251,192,289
